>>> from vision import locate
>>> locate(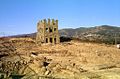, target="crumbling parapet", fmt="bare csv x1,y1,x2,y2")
36,19,60,45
